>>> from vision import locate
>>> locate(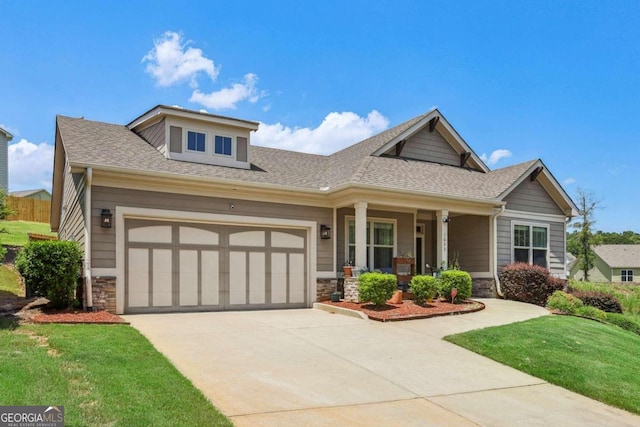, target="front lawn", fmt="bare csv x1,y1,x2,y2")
0,220,57,246
0,323,232,426
445,315,640,414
